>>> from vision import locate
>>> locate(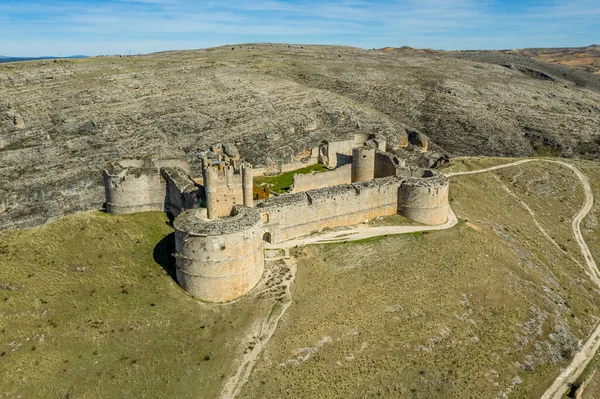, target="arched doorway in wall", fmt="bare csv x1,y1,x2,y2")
262,232,272,244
